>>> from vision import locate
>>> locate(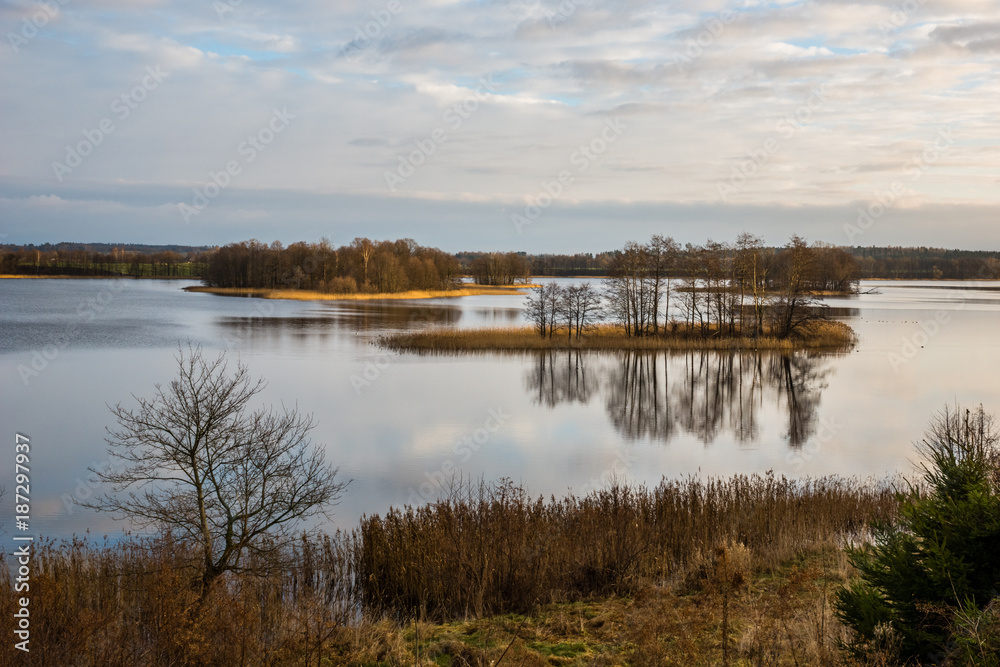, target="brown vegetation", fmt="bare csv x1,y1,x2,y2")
184,283,534,301
0,475,898,665
203,237,462,294
380,320,857,353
